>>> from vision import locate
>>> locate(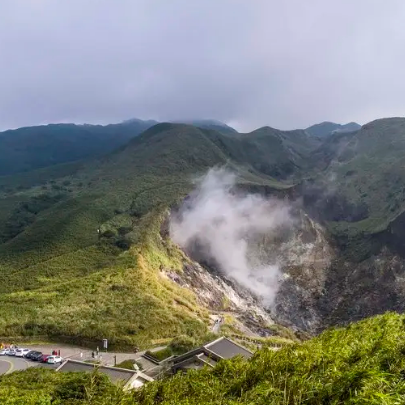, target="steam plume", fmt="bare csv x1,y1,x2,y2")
170,168,293,306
